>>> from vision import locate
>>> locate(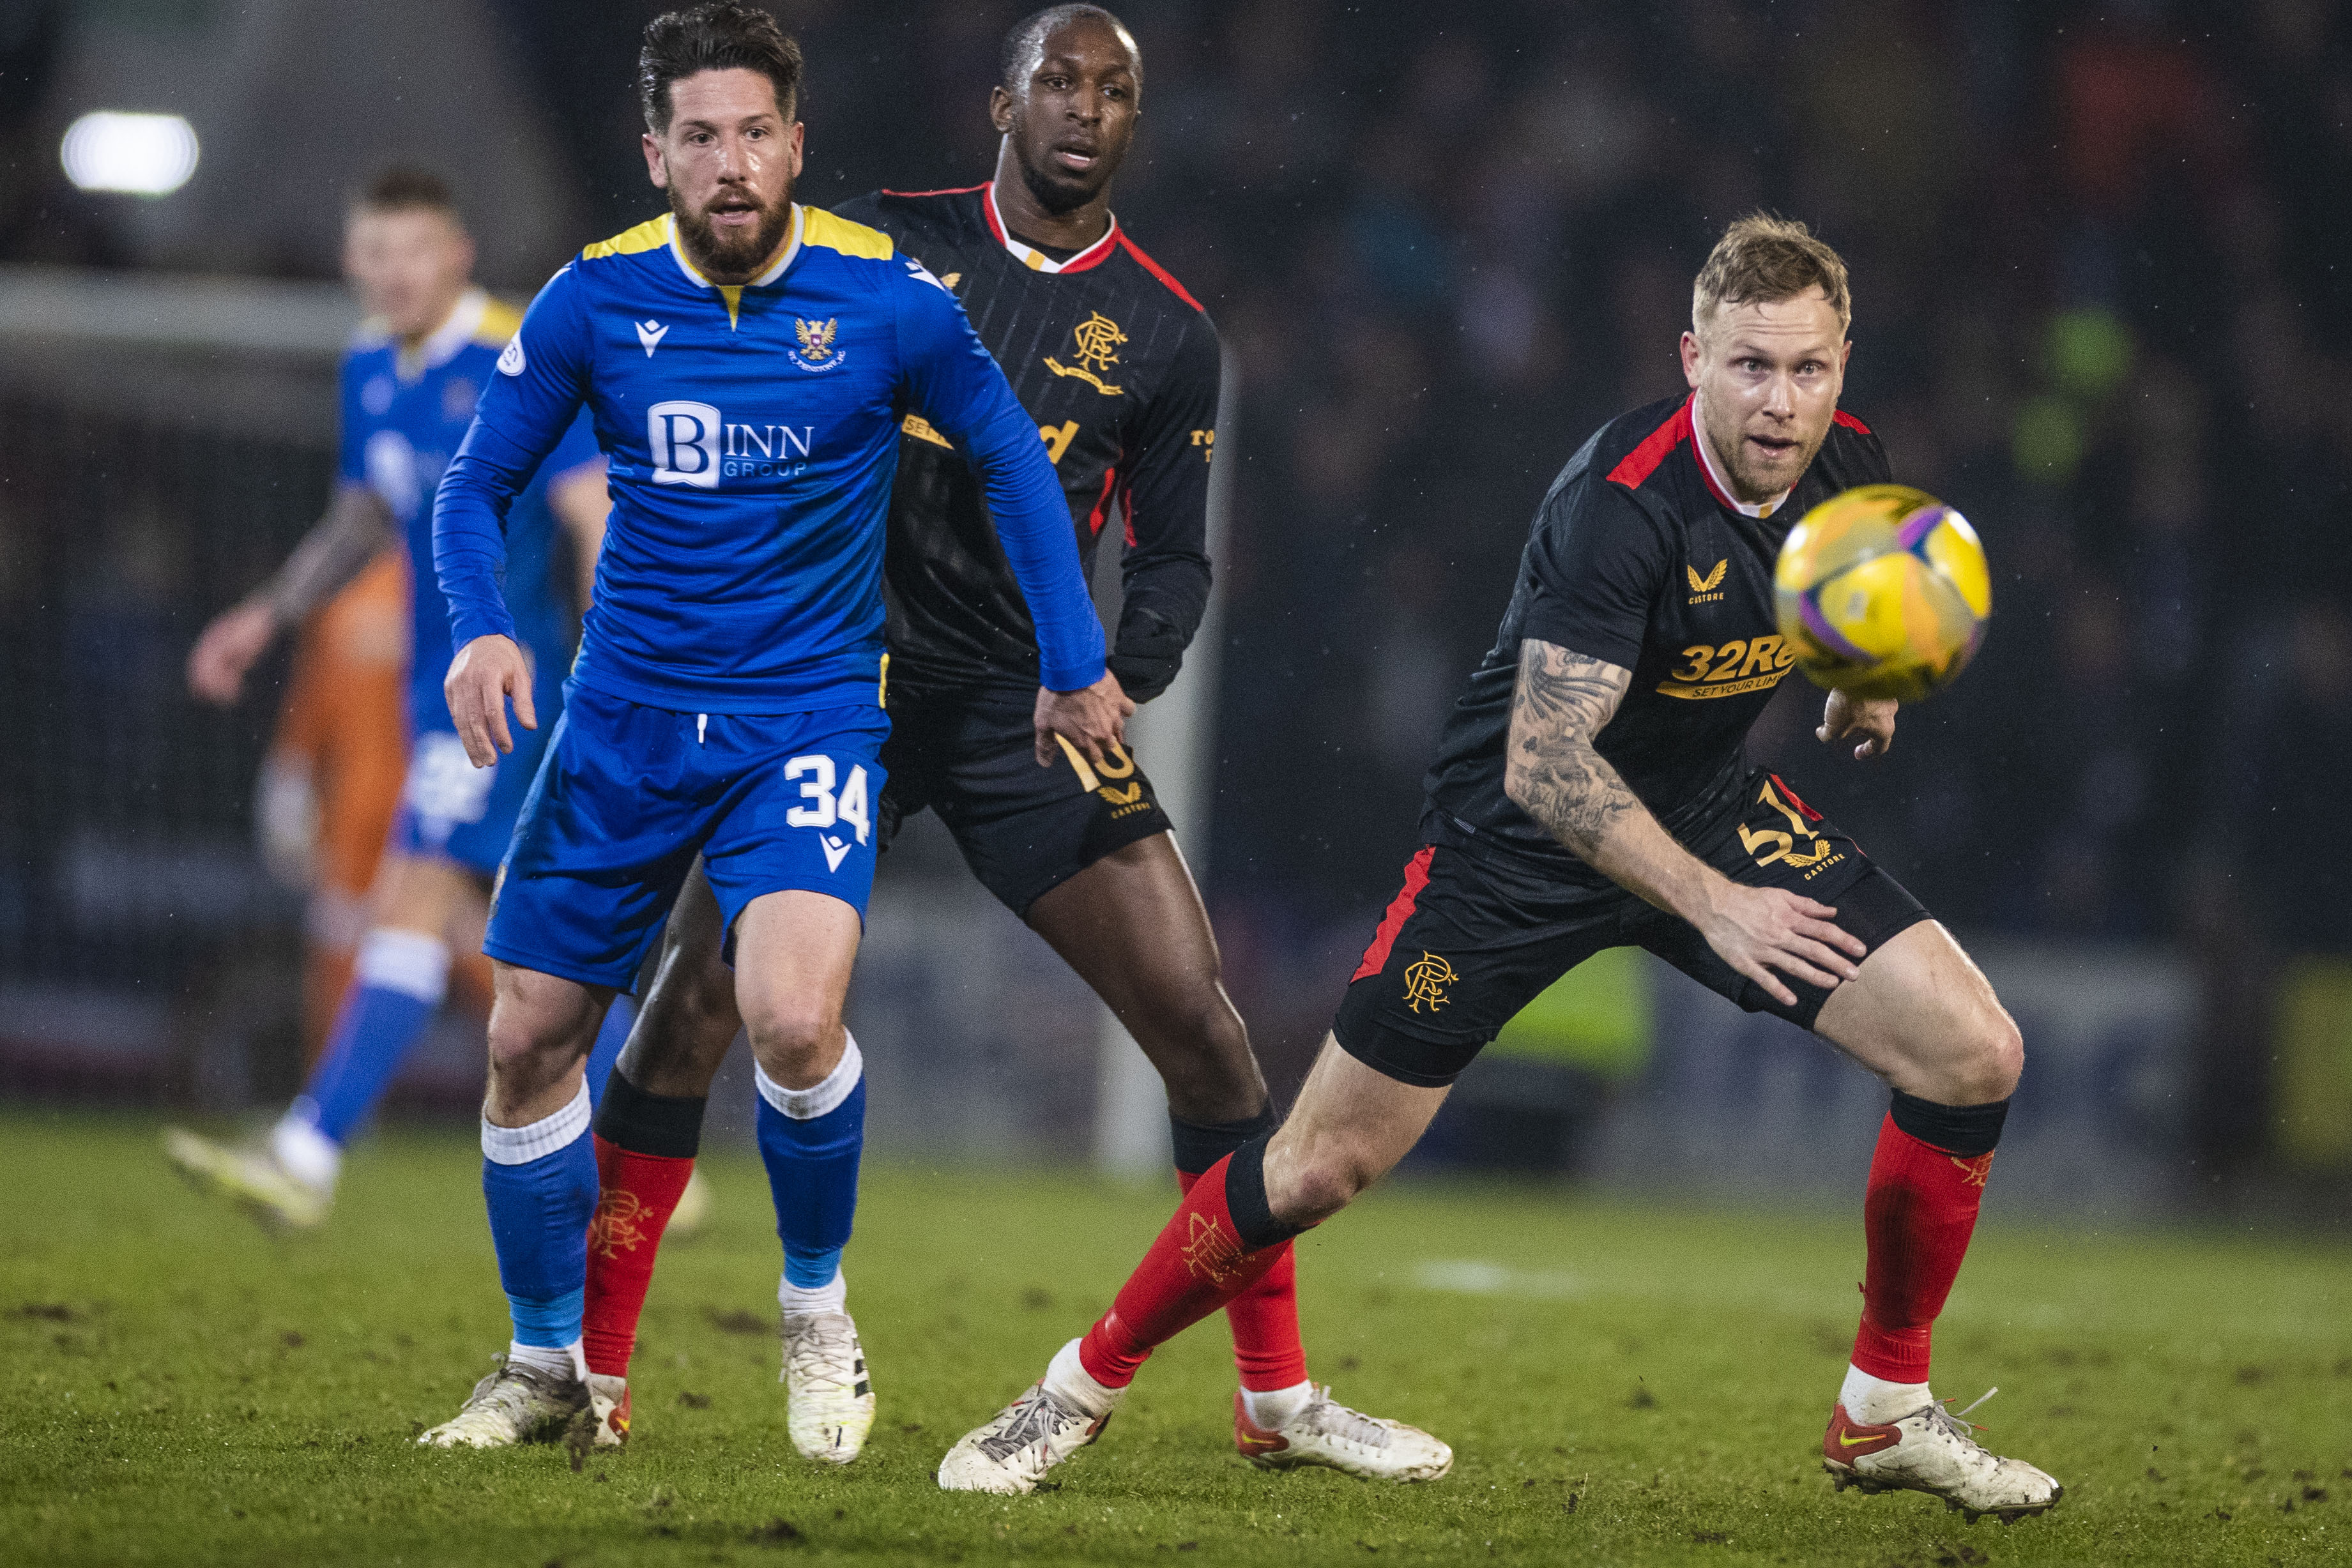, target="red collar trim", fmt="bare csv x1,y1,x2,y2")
982,181,1119,273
